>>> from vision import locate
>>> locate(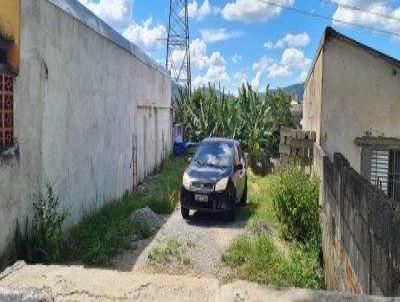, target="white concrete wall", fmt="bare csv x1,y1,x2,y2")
303,49,324,144
320,37,400,172
0,0,172,260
